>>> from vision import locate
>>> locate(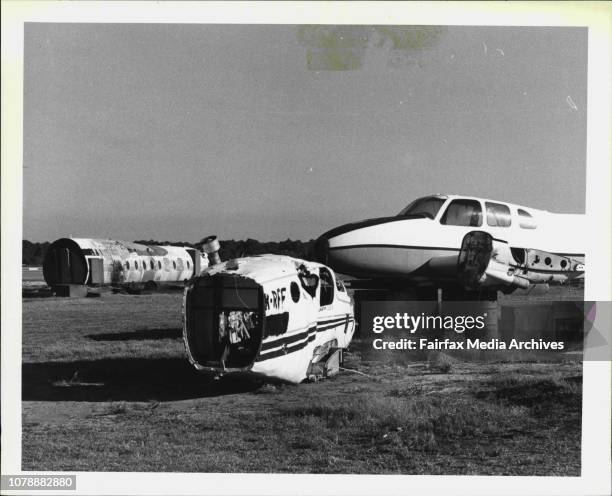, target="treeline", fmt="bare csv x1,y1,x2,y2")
22,238,317,266
134,238,318,262
23,240,51,266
